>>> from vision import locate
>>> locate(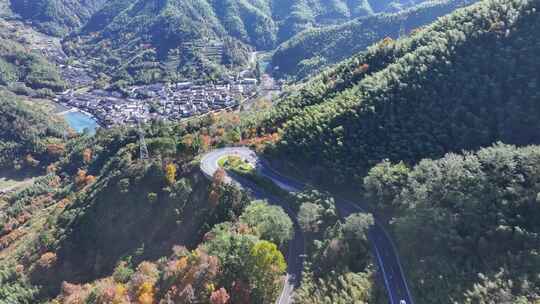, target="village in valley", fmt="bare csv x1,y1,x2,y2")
51,42,279,128
51,42,271,128
0,15,280,130
56,77,262,128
